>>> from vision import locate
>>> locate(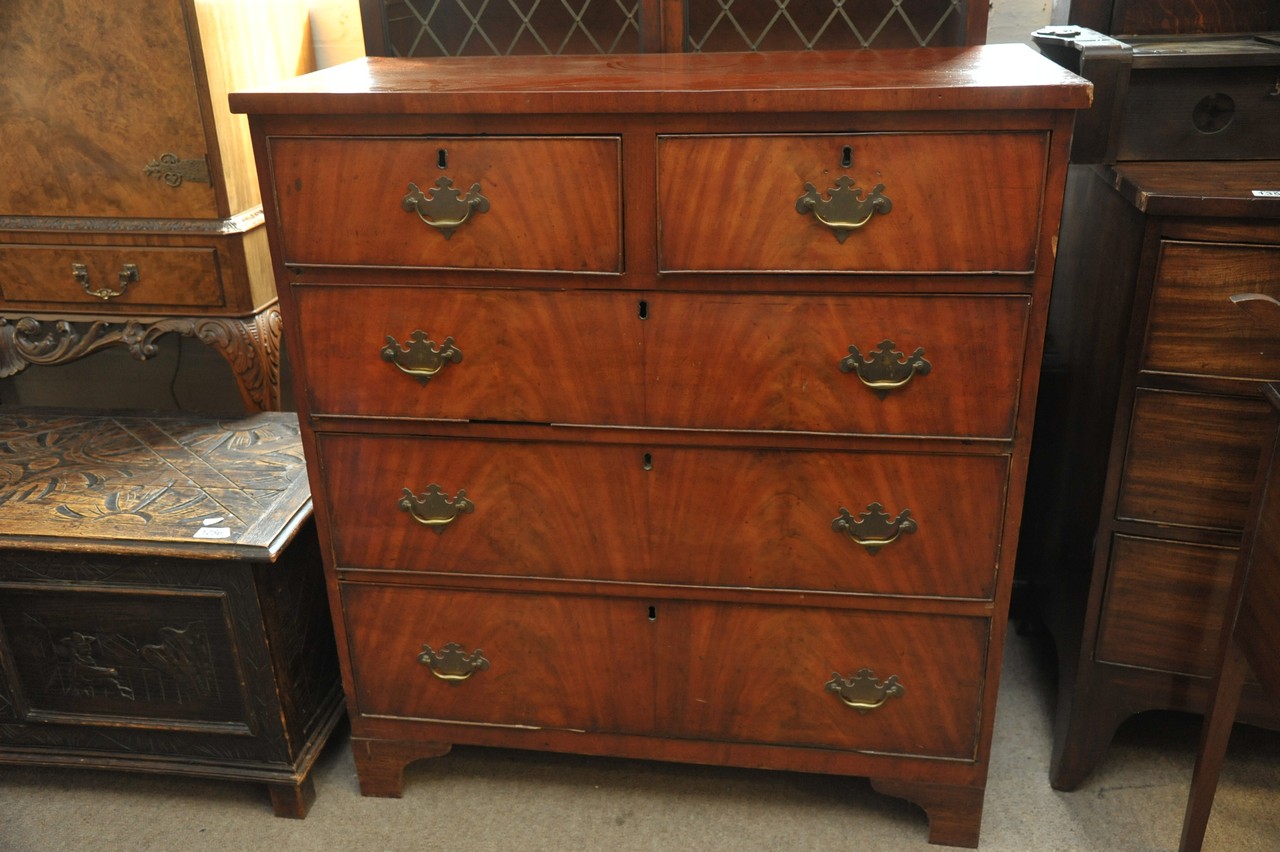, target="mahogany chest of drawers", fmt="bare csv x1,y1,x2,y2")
233,47,1088,847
